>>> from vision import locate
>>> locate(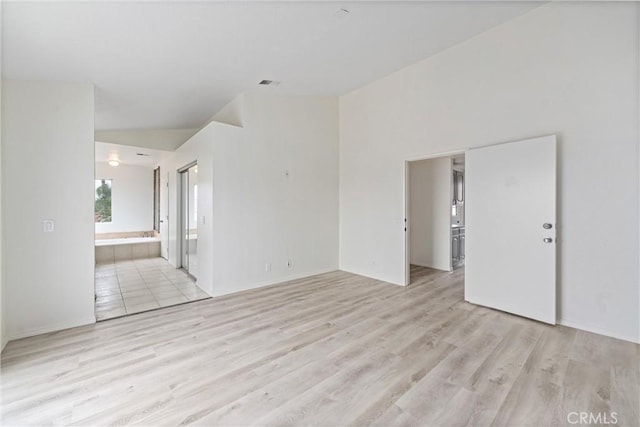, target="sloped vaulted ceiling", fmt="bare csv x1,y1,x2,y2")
2,1,543,132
